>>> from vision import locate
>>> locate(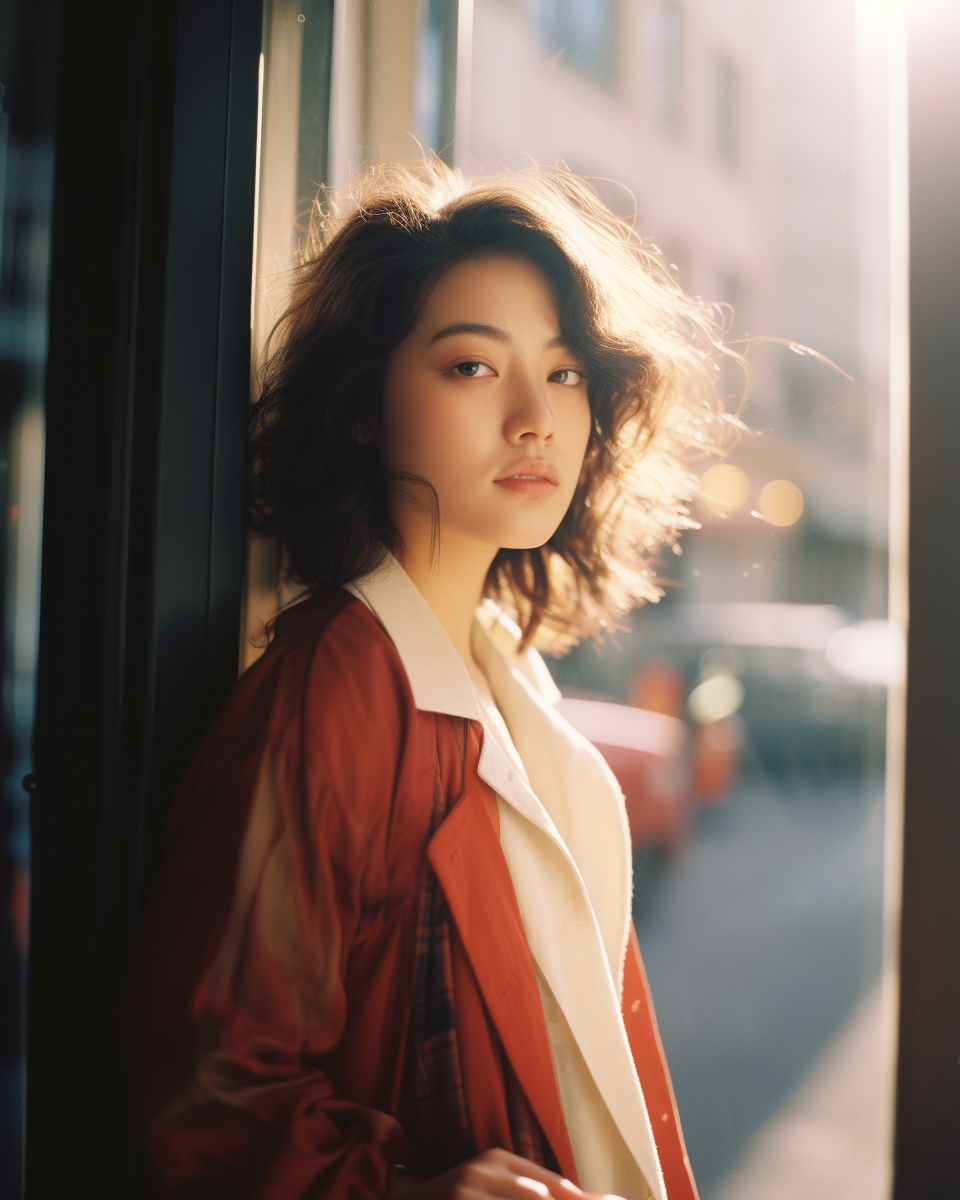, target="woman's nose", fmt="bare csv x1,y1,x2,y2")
503,375,555,444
